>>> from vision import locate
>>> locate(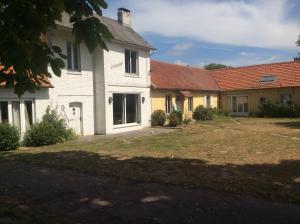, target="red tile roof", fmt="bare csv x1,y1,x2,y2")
211,60,300,91
0,66,53,88
151,60,220,91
